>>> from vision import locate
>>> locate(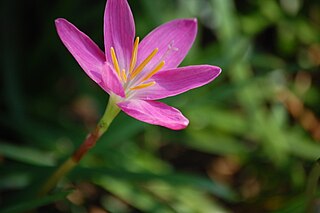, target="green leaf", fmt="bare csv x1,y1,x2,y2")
186,131,248,155
289,136,320,160
0,191,70,213
96,177,229,213
70,167,237,202
0,141,55,166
